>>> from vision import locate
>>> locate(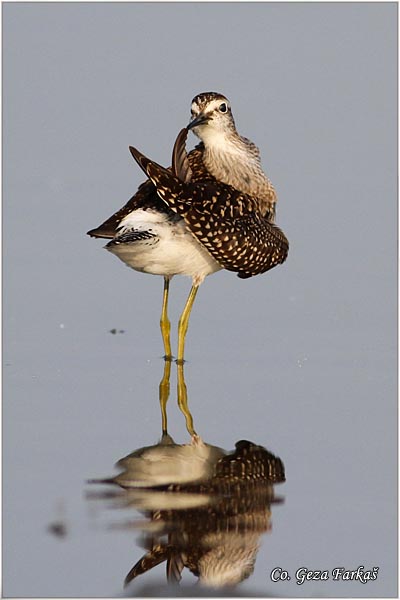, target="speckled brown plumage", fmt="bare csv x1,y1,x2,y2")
130,140,288,279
